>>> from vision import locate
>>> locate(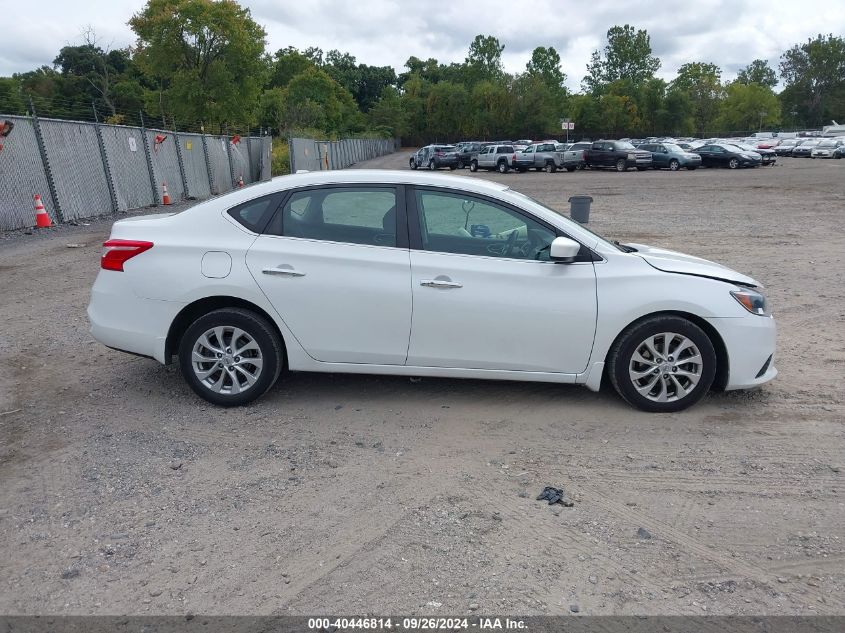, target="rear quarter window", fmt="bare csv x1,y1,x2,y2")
227,195,279,233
